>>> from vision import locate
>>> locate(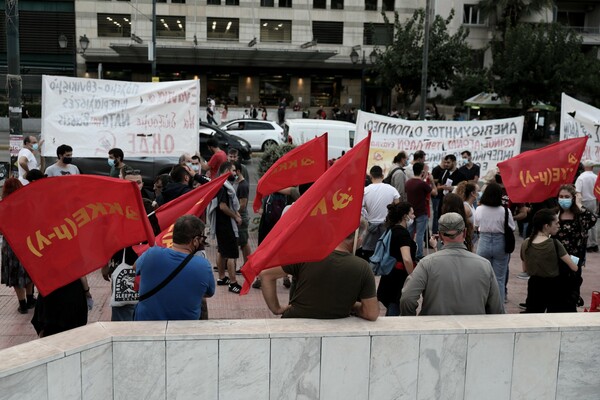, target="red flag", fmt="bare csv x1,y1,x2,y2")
594,173,600,201
134,172,231,254
0,176,155,296
154,173,230,230
253,133,328,212
498,137,588,203
241,132,371,294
